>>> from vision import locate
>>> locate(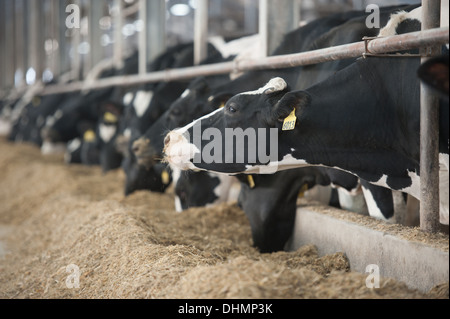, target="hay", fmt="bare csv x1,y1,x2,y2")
0,138,447,299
